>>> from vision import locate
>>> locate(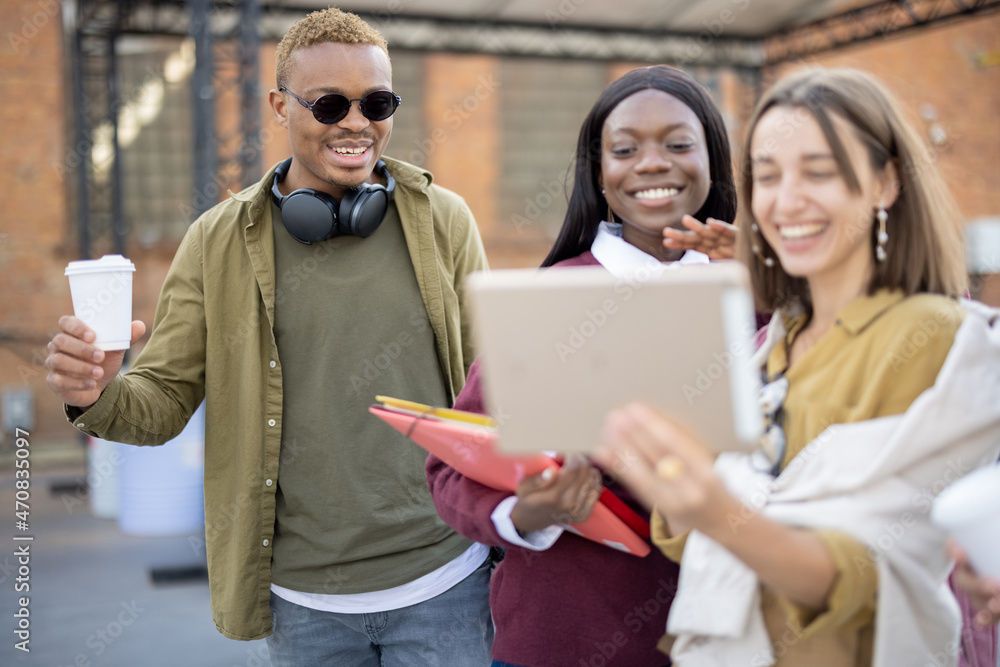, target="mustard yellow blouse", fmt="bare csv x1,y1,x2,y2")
654,289,964,666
